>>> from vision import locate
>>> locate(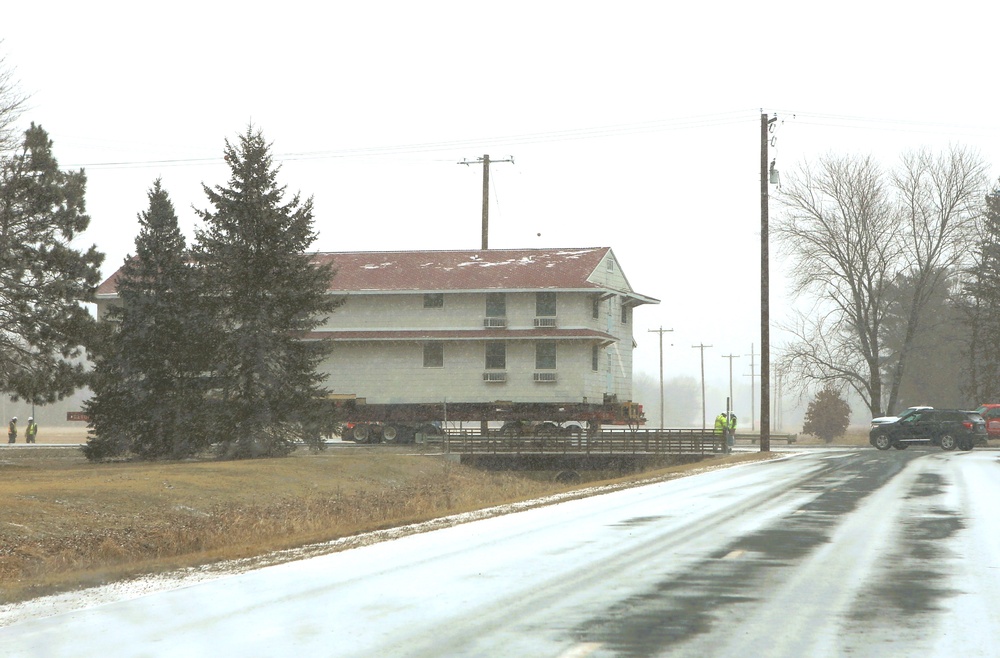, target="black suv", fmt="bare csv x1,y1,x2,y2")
870,408,986,451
